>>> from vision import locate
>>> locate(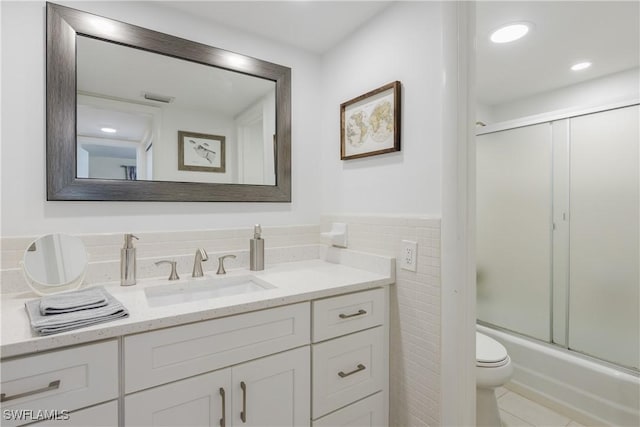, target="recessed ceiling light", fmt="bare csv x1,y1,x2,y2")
490,23,530,44
571,62,592,71
101,127,117,133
